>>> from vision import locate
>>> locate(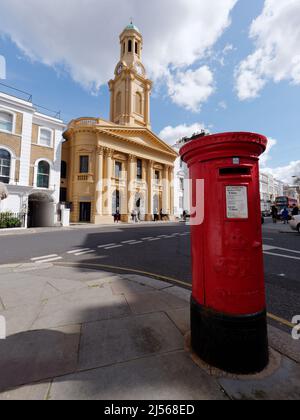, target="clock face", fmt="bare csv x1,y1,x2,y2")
134,63,144,76
117,64,123,75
